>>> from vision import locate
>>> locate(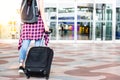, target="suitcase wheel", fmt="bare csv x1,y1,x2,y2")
24,69,30,79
